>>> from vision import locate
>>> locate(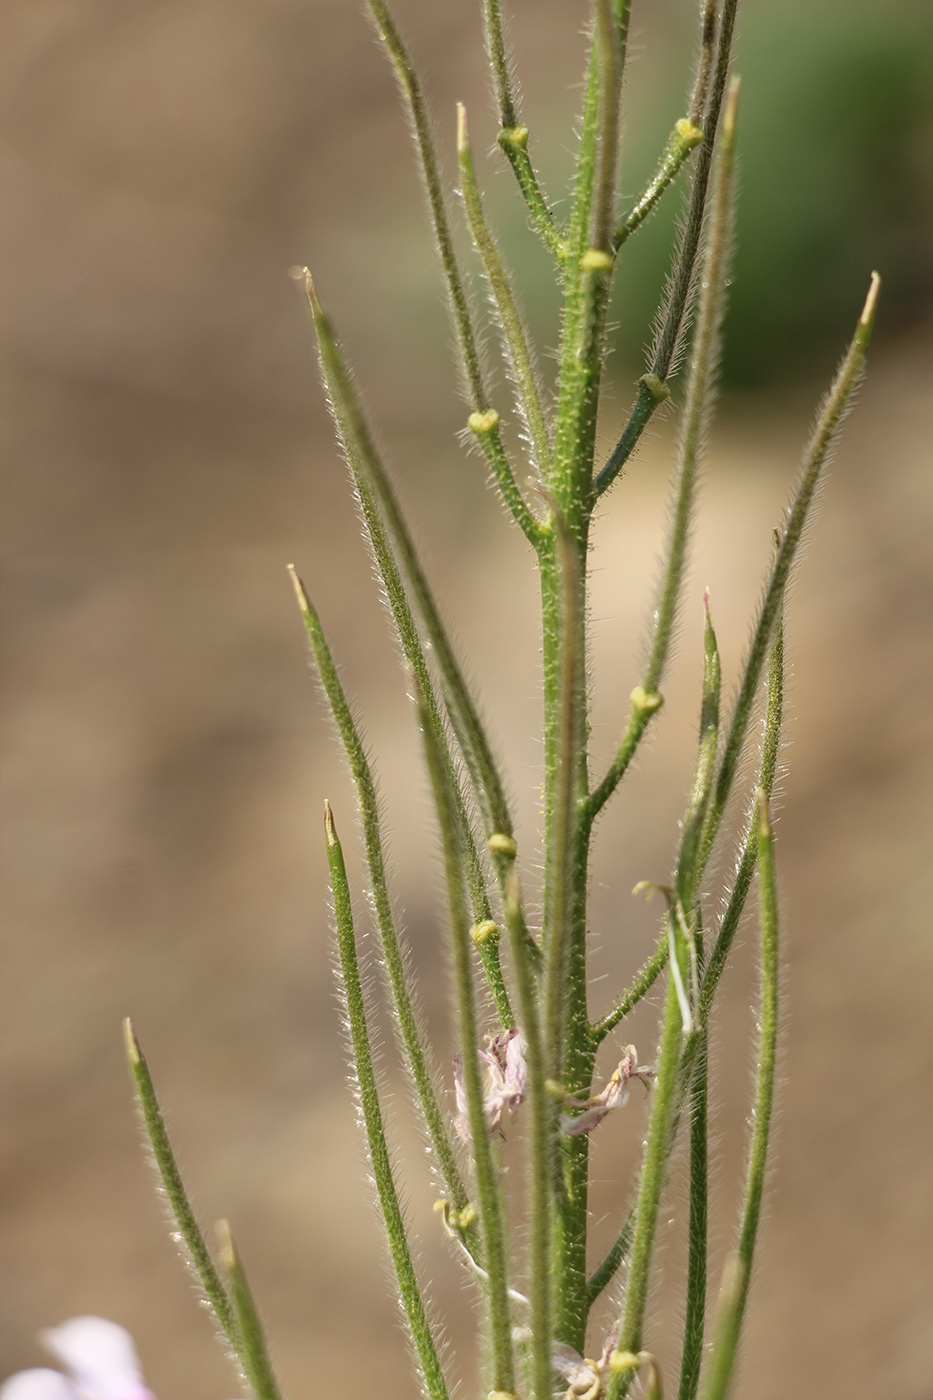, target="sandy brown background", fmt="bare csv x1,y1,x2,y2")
3,1,932,1398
